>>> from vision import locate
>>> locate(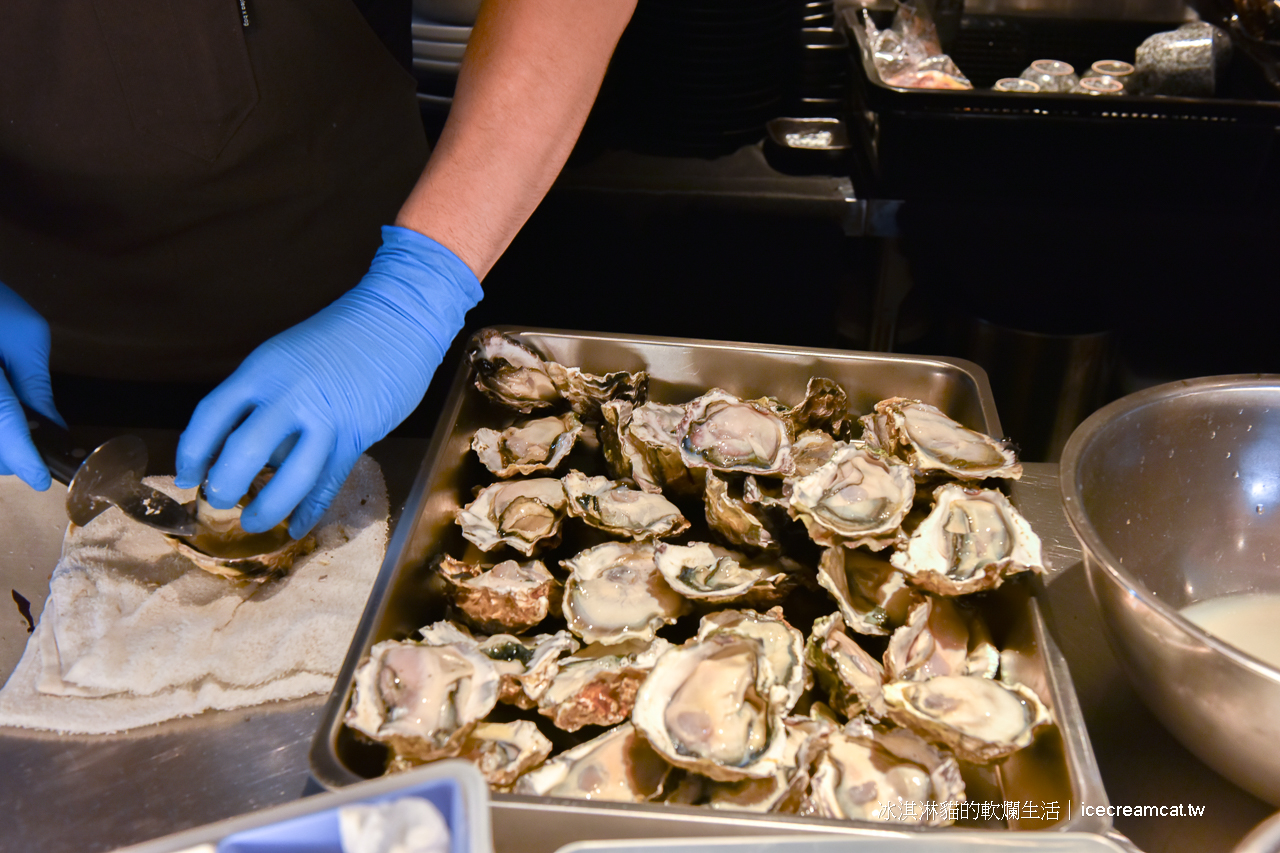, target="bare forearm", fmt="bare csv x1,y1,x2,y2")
395,0,636,279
